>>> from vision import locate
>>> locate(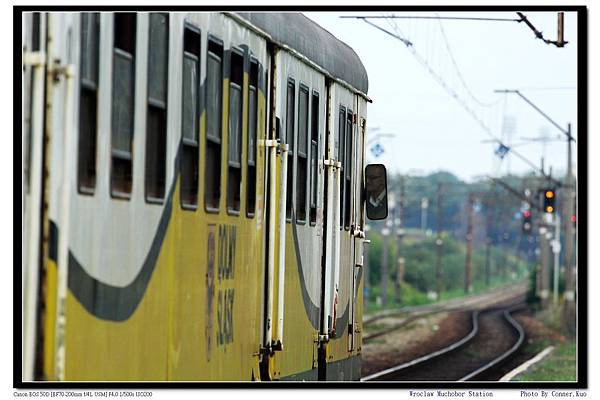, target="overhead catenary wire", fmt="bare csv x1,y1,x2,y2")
348,14,562,187
436,13,505,108
341,15,521,22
